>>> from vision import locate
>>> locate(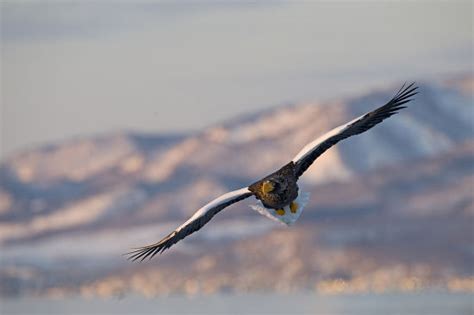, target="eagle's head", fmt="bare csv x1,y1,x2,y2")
261,179,287,195
262,180,276,194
